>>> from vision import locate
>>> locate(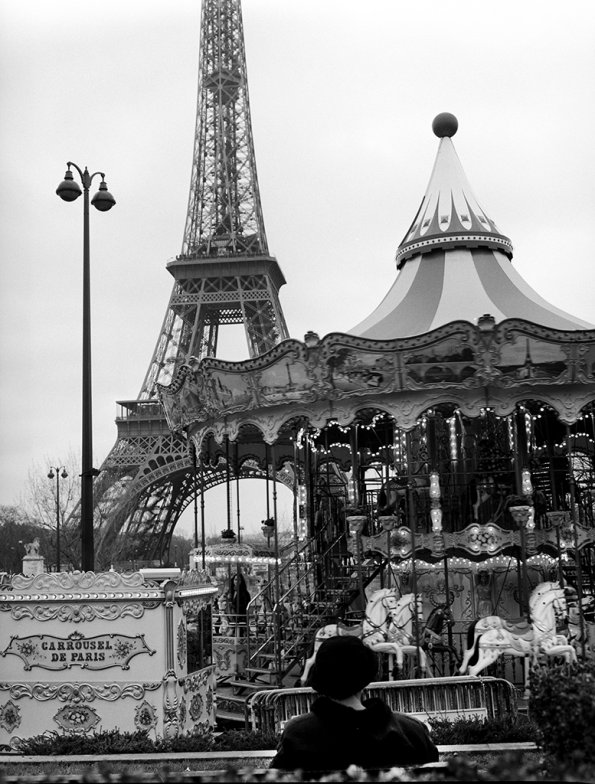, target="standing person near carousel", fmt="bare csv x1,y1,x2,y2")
270,636,438,774
229,570,251,636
